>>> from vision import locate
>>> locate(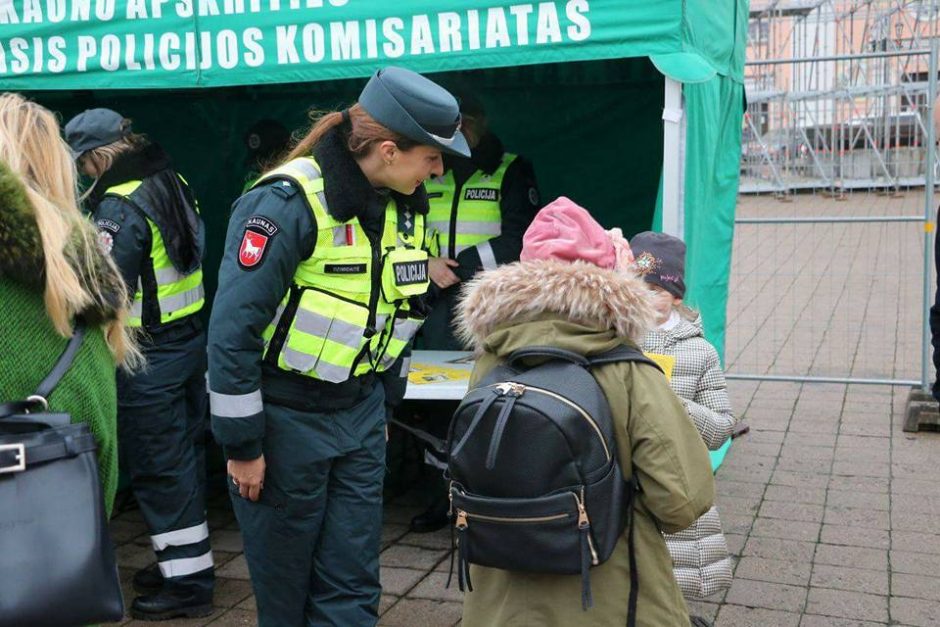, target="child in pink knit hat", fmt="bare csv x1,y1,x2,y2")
455,197,715,627
520,196,635,272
